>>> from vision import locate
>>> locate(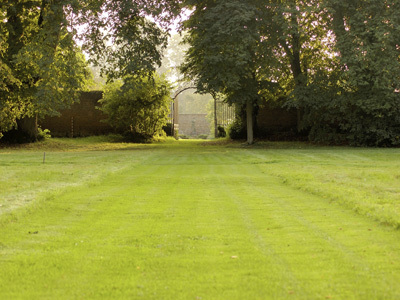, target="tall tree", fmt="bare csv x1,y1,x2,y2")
181,0,334,144
327,0,400,146
0,0,182,141
264,0,338,133
181,0,270,144
0,28,21,136
292,0,400,146
1,1,90,141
